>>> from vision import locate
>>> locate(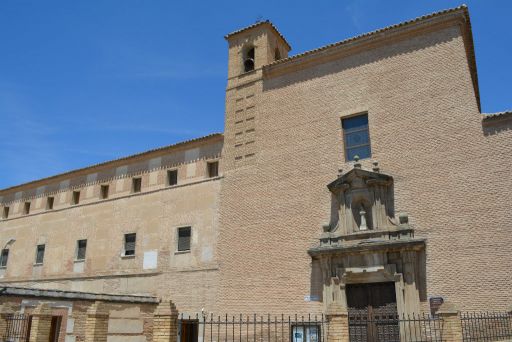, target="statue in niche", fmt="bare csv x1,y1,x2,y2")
359,205,368,231
319,158,412,246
